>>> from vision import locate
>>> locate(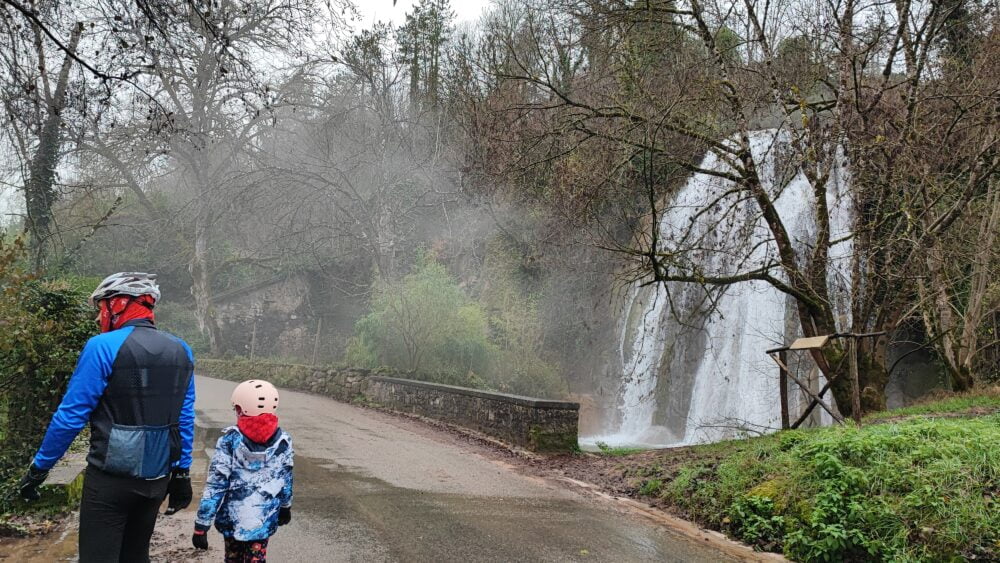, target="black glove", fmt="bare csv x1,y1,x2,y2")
18,464,49,501
164,468,192,515
192,525,209,550
278,506,292,526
